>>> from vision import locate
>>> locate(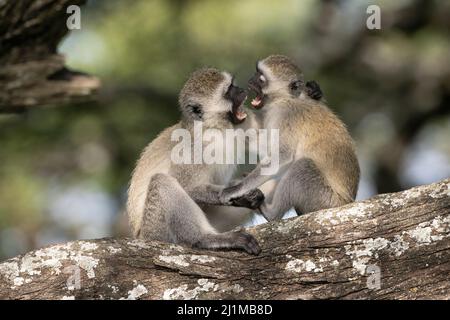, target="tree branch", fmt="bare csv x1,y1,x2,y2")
0,179,449,300
0,0,99,113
